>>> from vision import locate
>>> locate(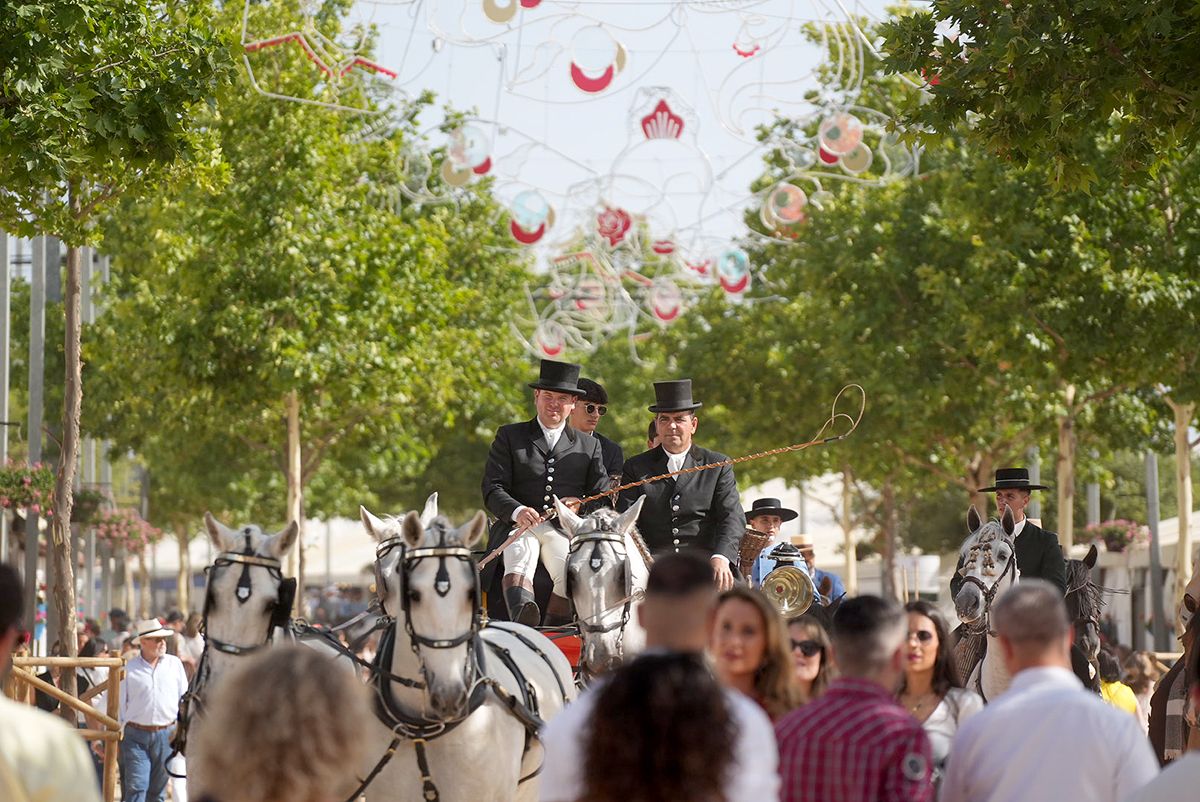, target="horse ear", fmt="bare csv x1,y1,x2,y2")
967,505,982,534
401,511,424,548
205,512,236,550
614,496,645,535
459,511,488,549
360,506,392,542
267,521,299,559
1084,543,1098,569
555,497,584,536
420,493,439,529
1001,506,1015,536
